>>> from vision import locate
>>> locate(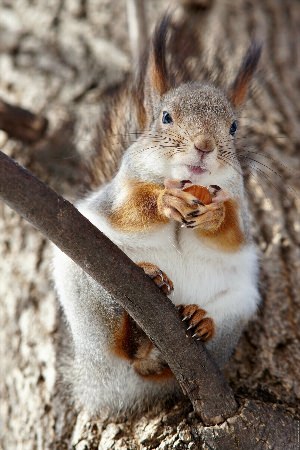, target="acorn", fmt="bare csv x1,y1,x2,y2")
183,184,212,205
